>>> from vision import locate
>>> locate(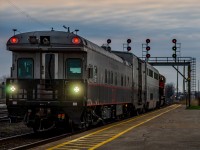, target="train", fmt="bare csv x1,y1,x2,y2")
5,30,166,132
